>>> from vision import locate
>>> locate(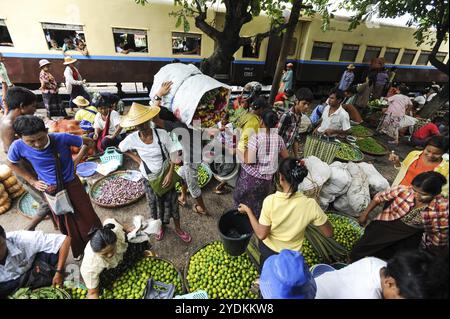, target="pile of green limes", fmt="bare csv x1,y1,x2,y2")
67,287,88,299
175,164,210,192
186,241,259,299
